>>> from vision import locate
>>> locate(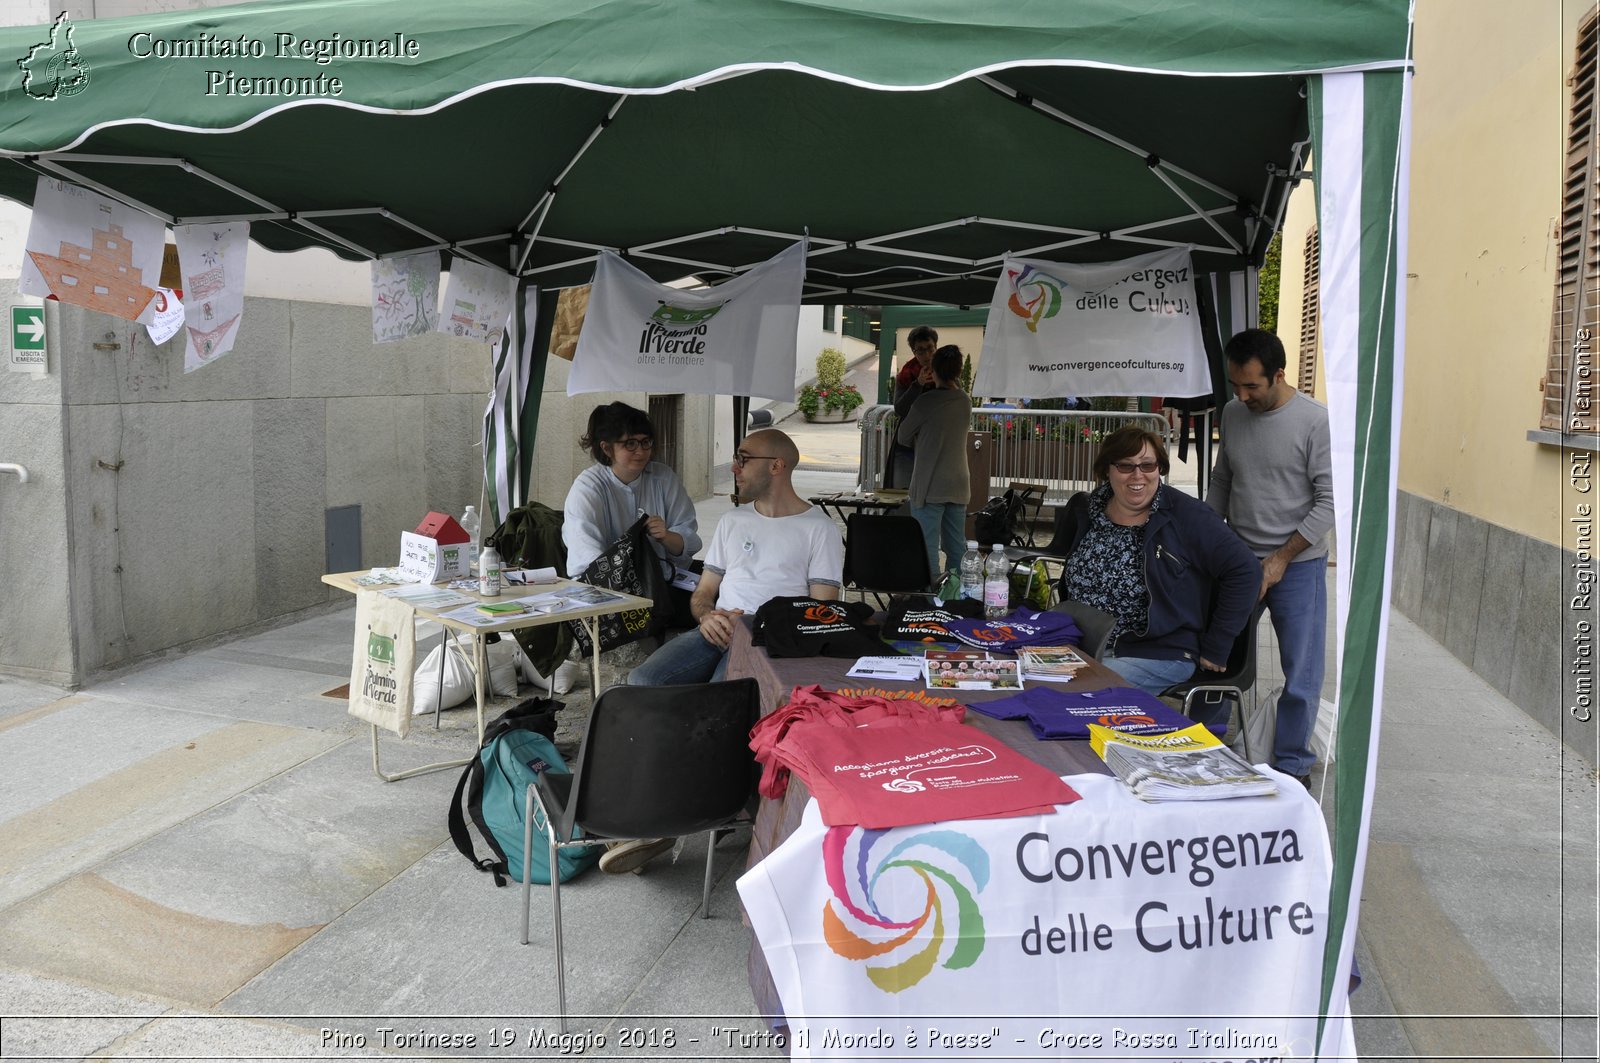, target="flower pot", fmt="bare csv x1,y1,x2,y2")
803,408,861,423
